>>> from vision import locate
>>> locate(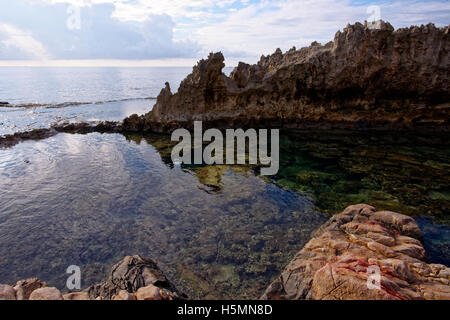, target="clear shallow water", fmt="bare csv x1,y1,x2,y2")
0,130,449,299
0,132,326,299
